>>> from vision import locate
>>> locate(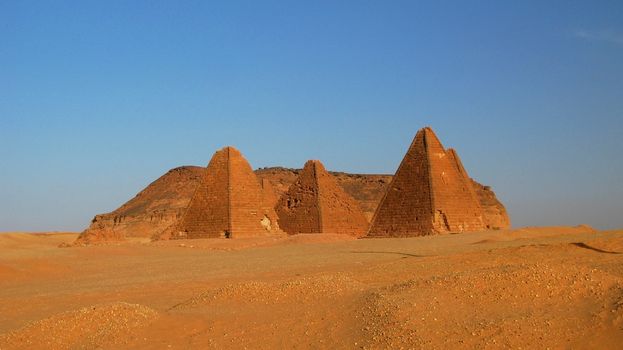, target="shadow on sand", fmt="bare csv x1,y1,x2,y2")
571,242,622,254
350,251,427,258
